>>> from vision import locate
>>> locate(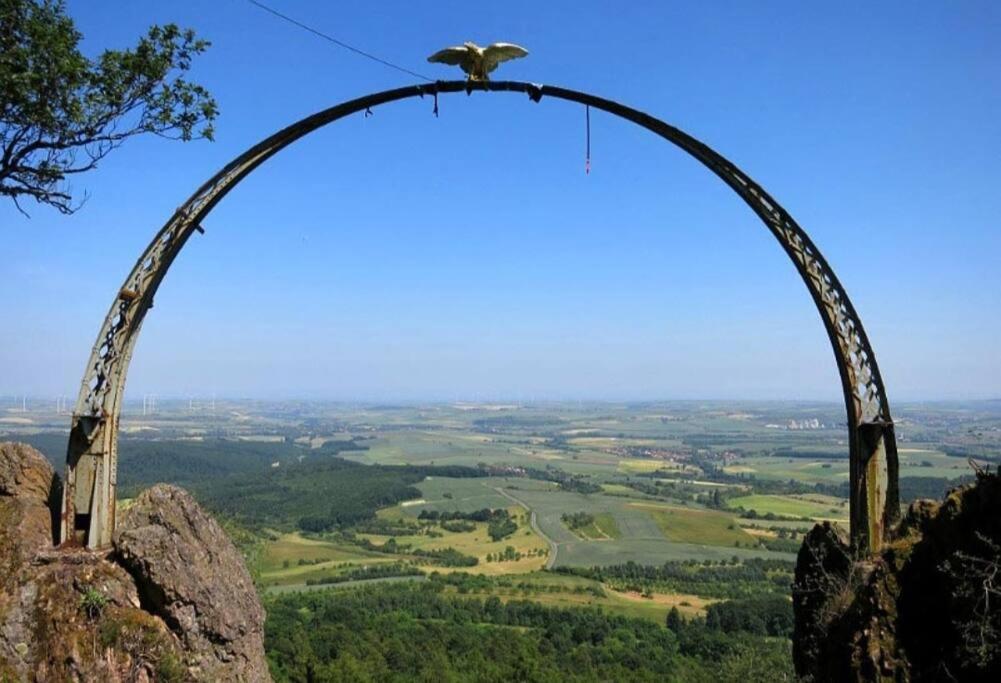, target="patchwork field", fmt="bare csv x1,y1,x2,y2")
479,480,797,567
365,504,550,576
255,469,799,590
